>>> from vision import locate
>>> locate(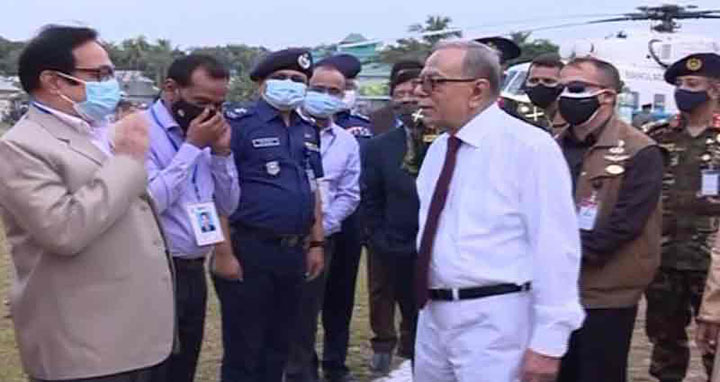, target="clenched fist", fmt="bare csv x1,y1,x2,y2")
113,112,149,161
